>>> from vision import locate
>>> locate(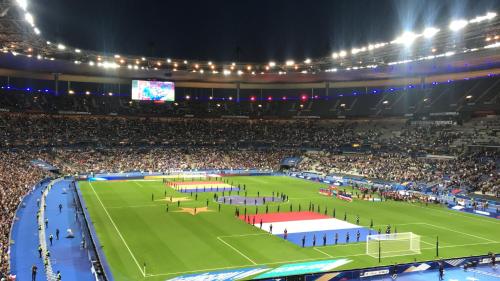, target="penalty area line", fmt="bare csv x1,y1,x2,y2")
217,236,257,265
313,247,333,258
